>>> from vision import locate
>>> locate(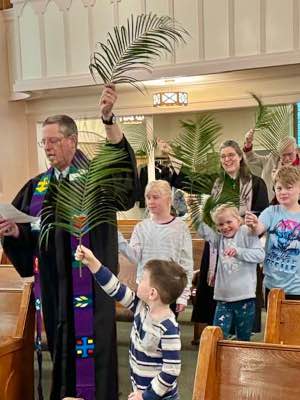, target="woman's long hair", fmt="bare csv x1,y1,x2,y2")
219,139,251,184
